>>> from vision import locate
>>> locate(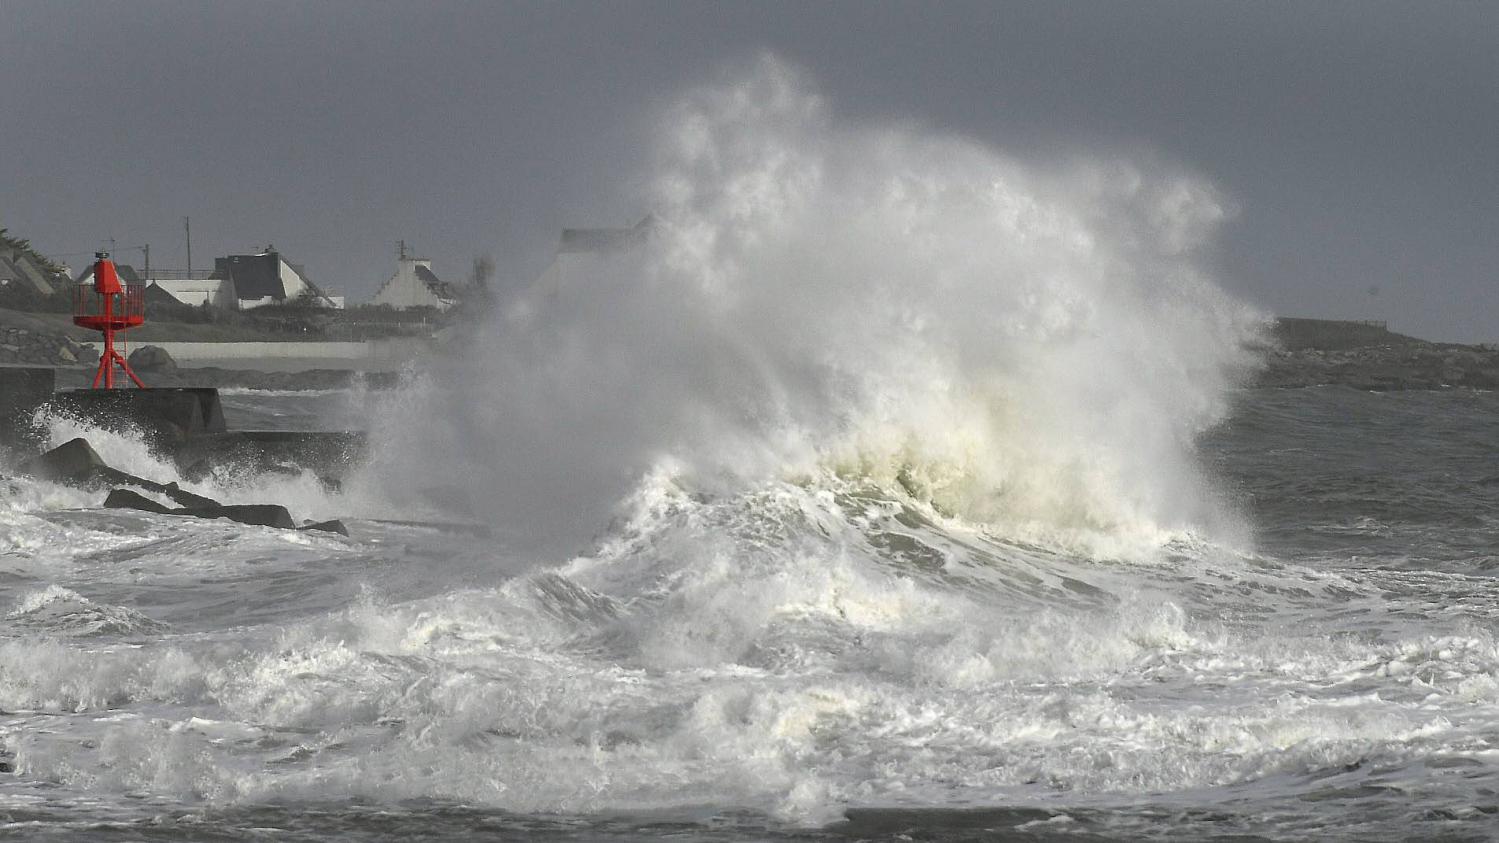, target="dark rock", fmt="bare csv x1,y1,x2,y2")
176,504,296,530
21,437,110,484
161,481,220,509
103,488,174,515
127,345,177,372
299,519,350,536
104,488,297,530
172,431,366,484
20,438,224,509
